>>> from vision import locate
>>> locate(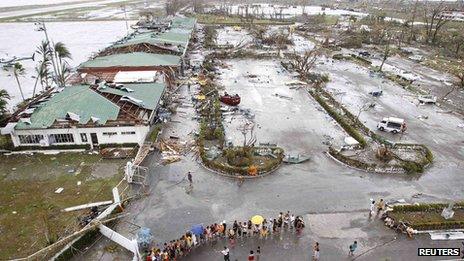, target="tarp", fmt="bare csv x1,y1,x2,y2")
190,224,204,236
